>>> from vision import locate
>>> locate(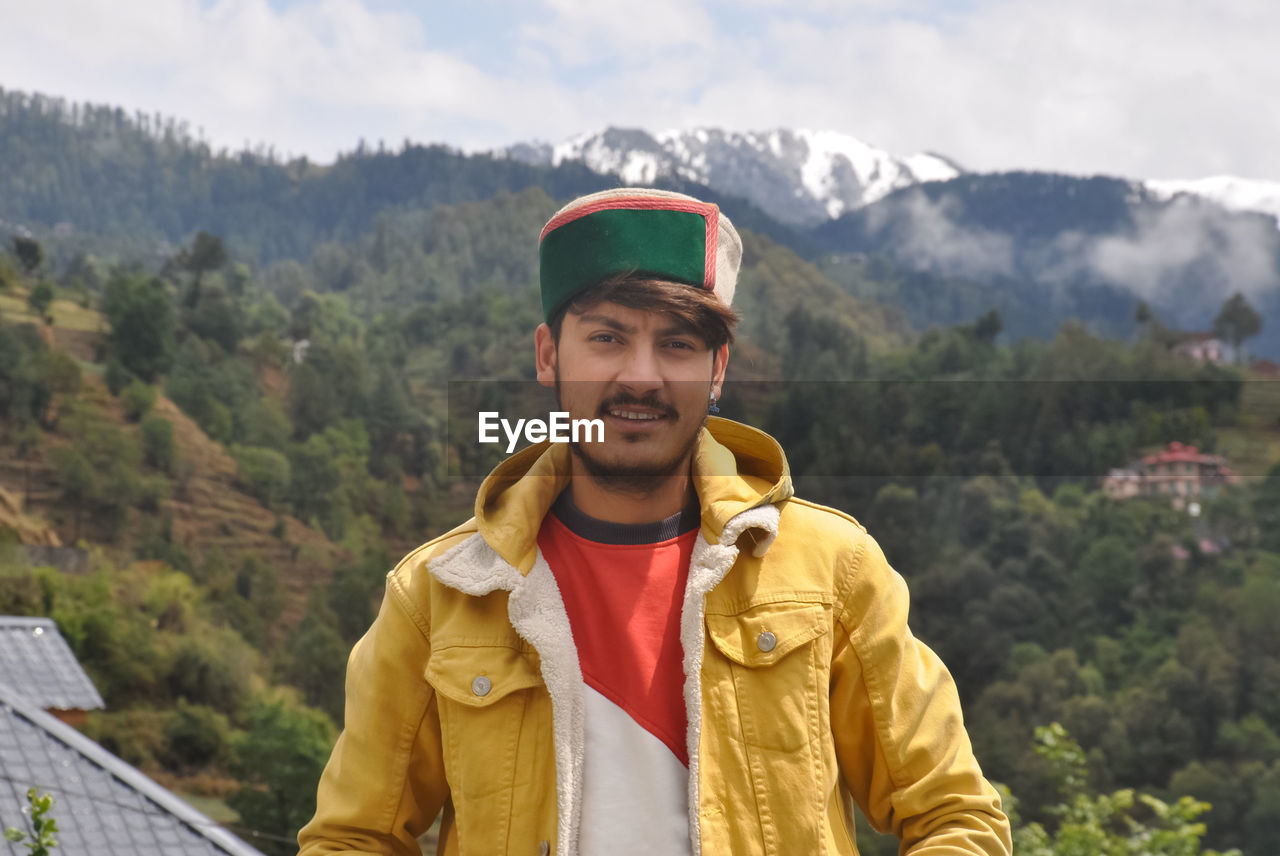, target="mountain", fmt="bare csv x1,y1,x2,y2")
504,127,962,227
3,88,1274,356
1146,176,1280,227
0,89,820,265
811,171,1280,355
